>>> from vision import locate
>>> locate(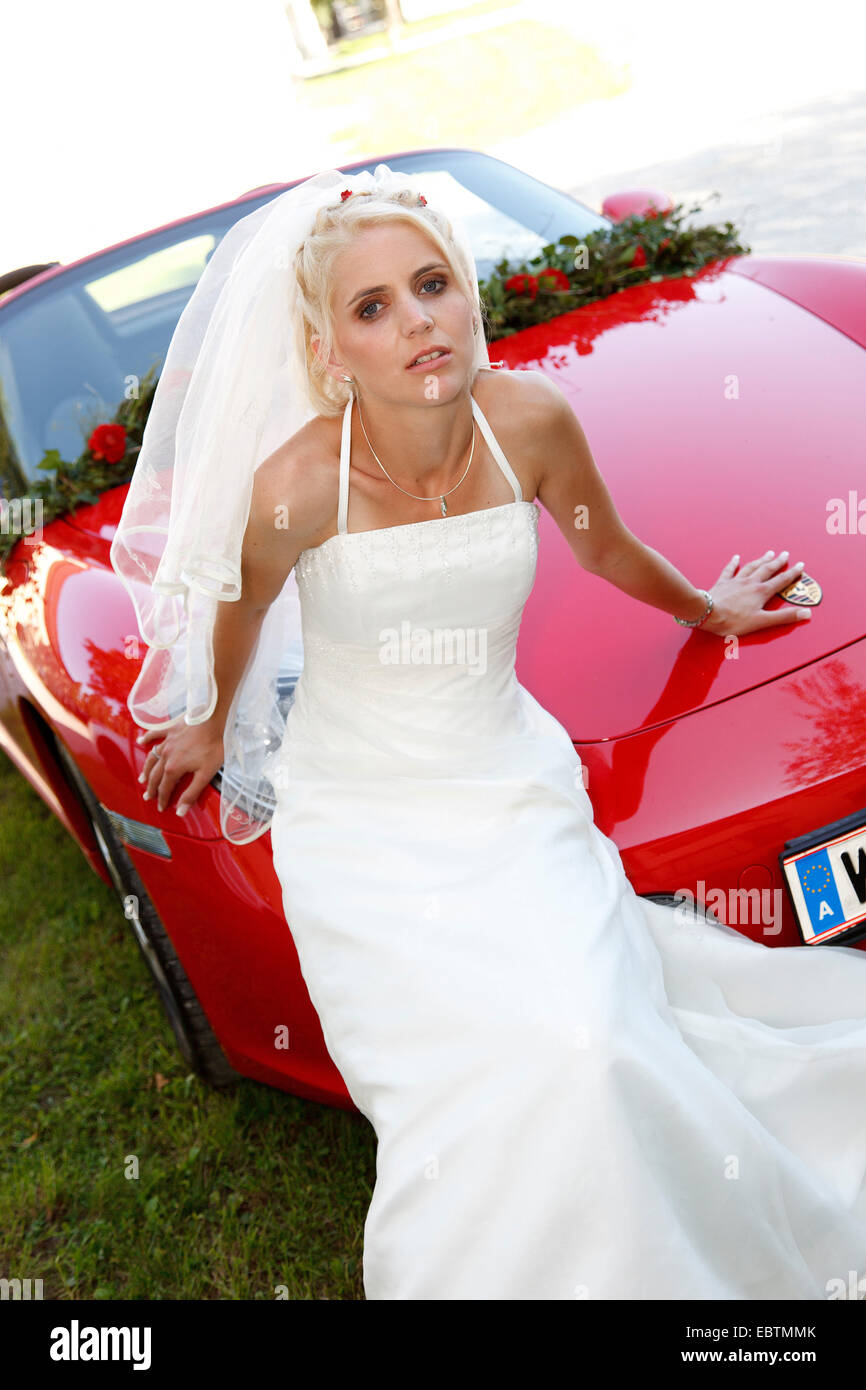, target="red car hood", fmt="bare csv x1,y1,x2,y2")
72,258,866,741
501,258,866,739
